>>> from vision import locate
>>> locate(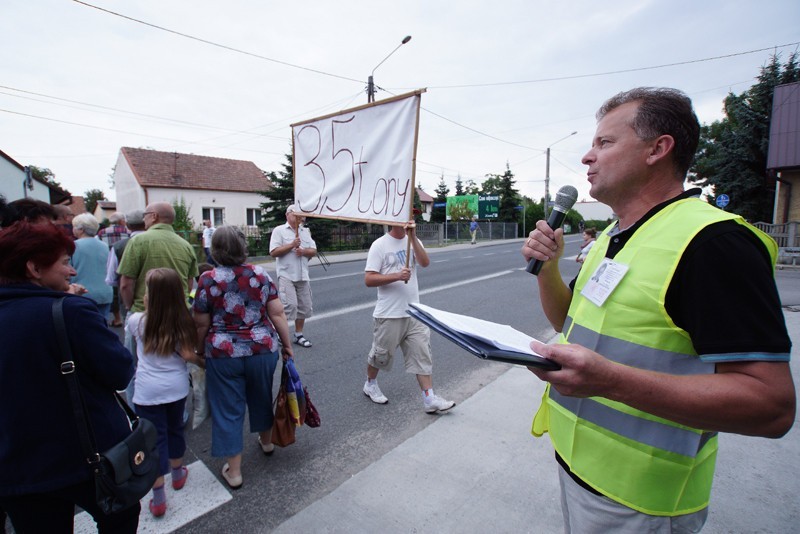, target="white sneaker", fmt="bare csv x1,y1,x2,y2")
363,381,388,404
424,394,455,414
